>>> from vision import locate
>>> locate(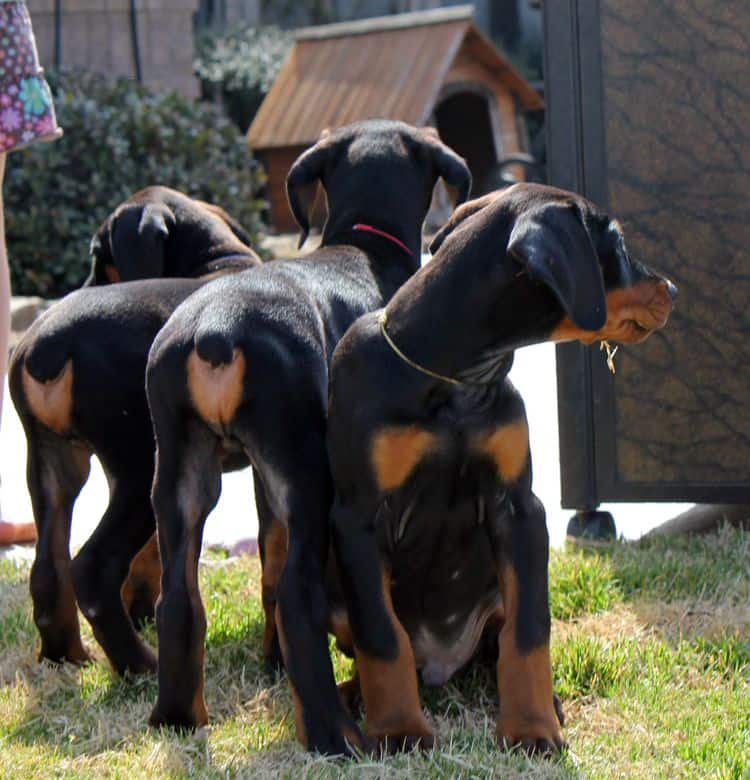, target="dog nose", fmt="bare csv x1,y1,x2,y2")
664,279,678,301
